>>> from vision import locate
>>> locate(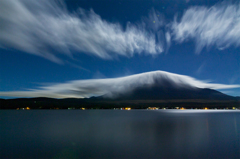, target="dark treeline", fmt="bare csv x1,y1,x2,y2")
1,97,239,109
